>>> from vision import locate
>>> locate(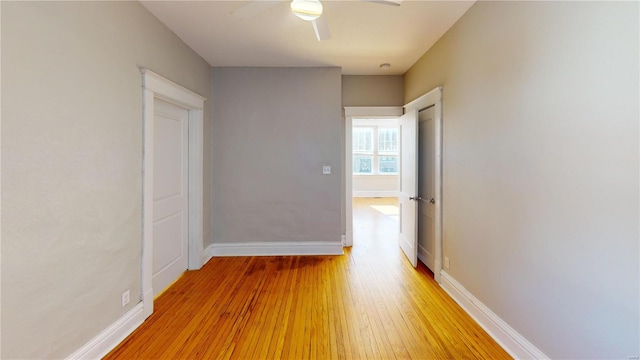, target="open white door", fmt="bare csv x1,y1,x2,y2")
398,108,419,267
418,106,436,271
